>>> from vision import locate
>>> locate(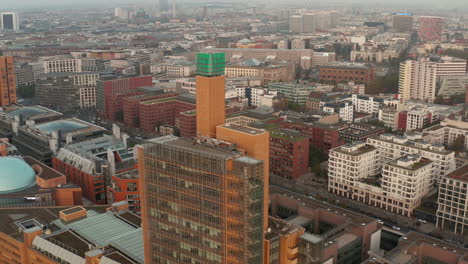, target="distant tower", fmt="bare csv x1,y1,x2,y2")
159,0,169,13
418,16,443,41
0,56,17,107
171,0,176,18
1,12,19,31
203,6,208,18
